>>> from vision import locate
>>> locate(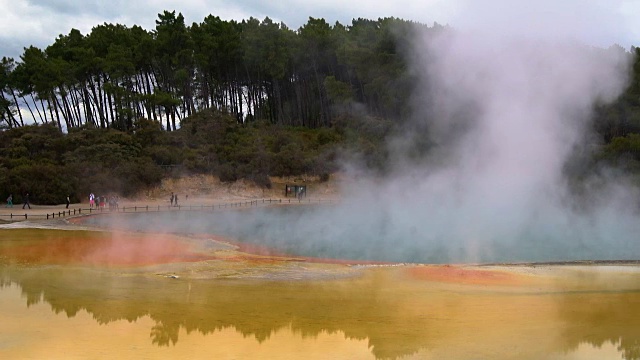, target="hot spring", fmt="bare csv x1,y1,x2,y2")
3,13,640,358
82,206,640,264
2,208,640,359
